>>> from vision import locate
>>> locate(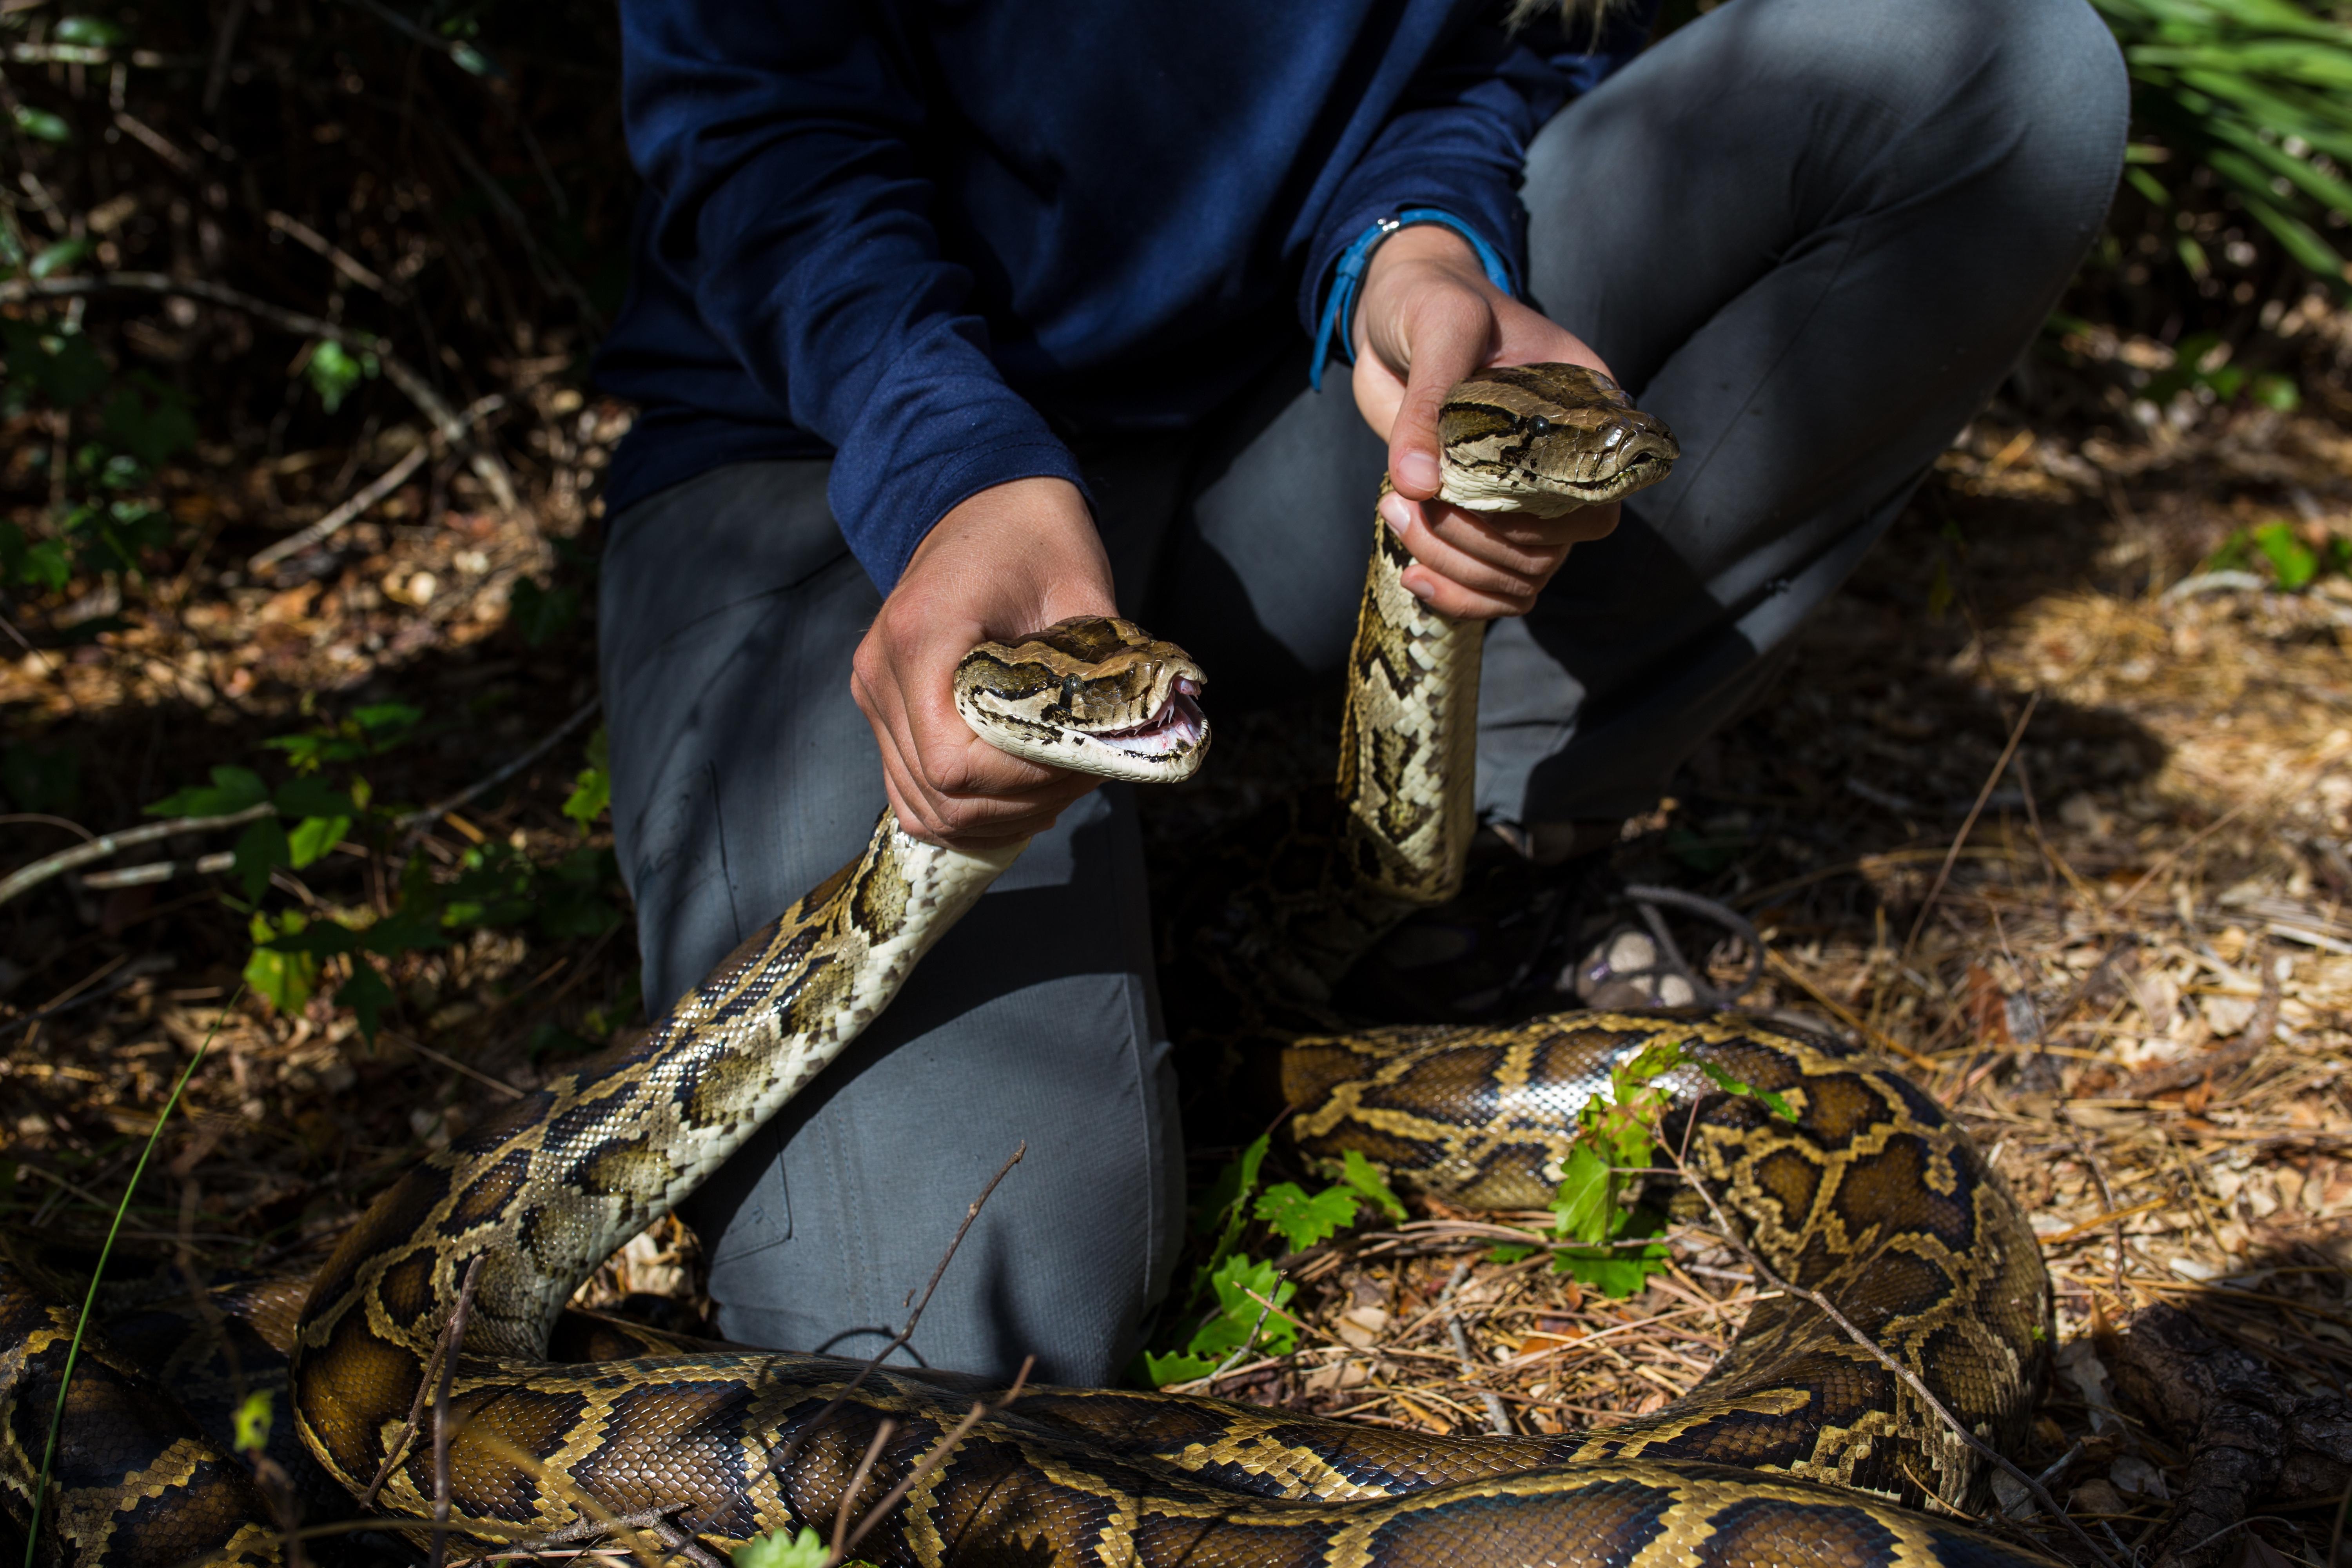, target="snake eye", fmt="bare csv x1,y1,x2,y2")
1527,415,1552,437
